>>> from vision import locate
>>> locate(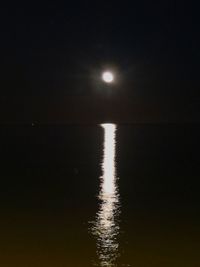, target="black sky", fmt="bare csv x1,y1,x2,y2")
1,1,200,123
